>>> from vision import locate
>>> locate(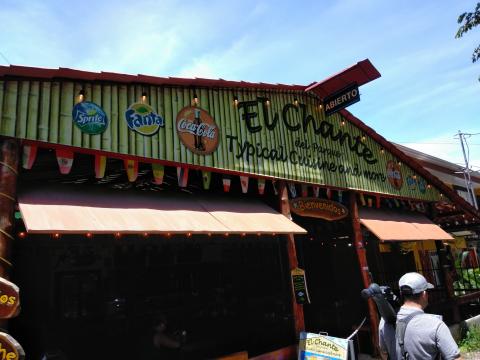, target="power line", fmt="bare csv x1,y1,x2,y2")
397,142,480,145
0,51,11,65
